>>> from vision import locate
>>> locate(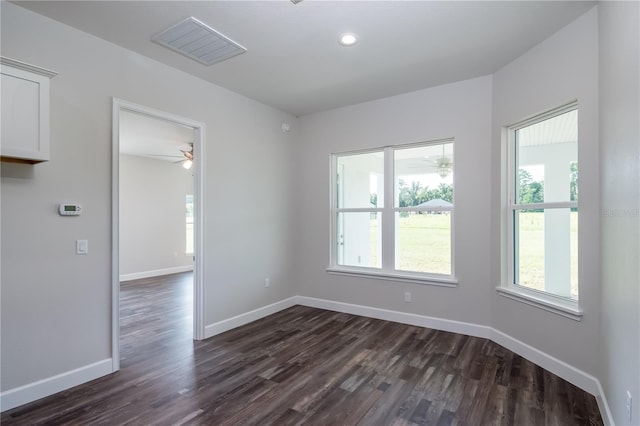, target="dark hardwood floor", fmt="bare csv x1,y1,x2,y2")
2,272,603,425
